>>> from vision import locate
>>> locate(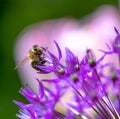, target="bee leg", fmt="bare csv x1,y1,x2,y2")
31,61,42,71
40,59,46,65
